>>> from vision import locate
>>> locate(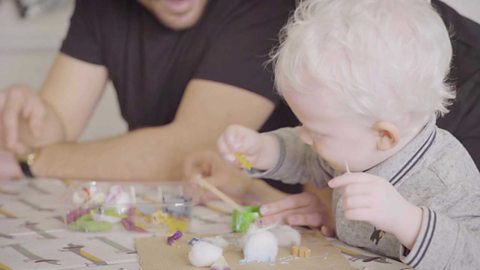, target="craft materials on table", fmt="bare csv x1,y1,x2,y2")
65,182,192,233
241,225,279,263
231,206,261,233
167,230,184,246
269,225,301,247
291,246,311,258
188,240,225,267
194,175,244,213
194,175,263,234
182,224,313,267
0,178,412,270
135,227,355,270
